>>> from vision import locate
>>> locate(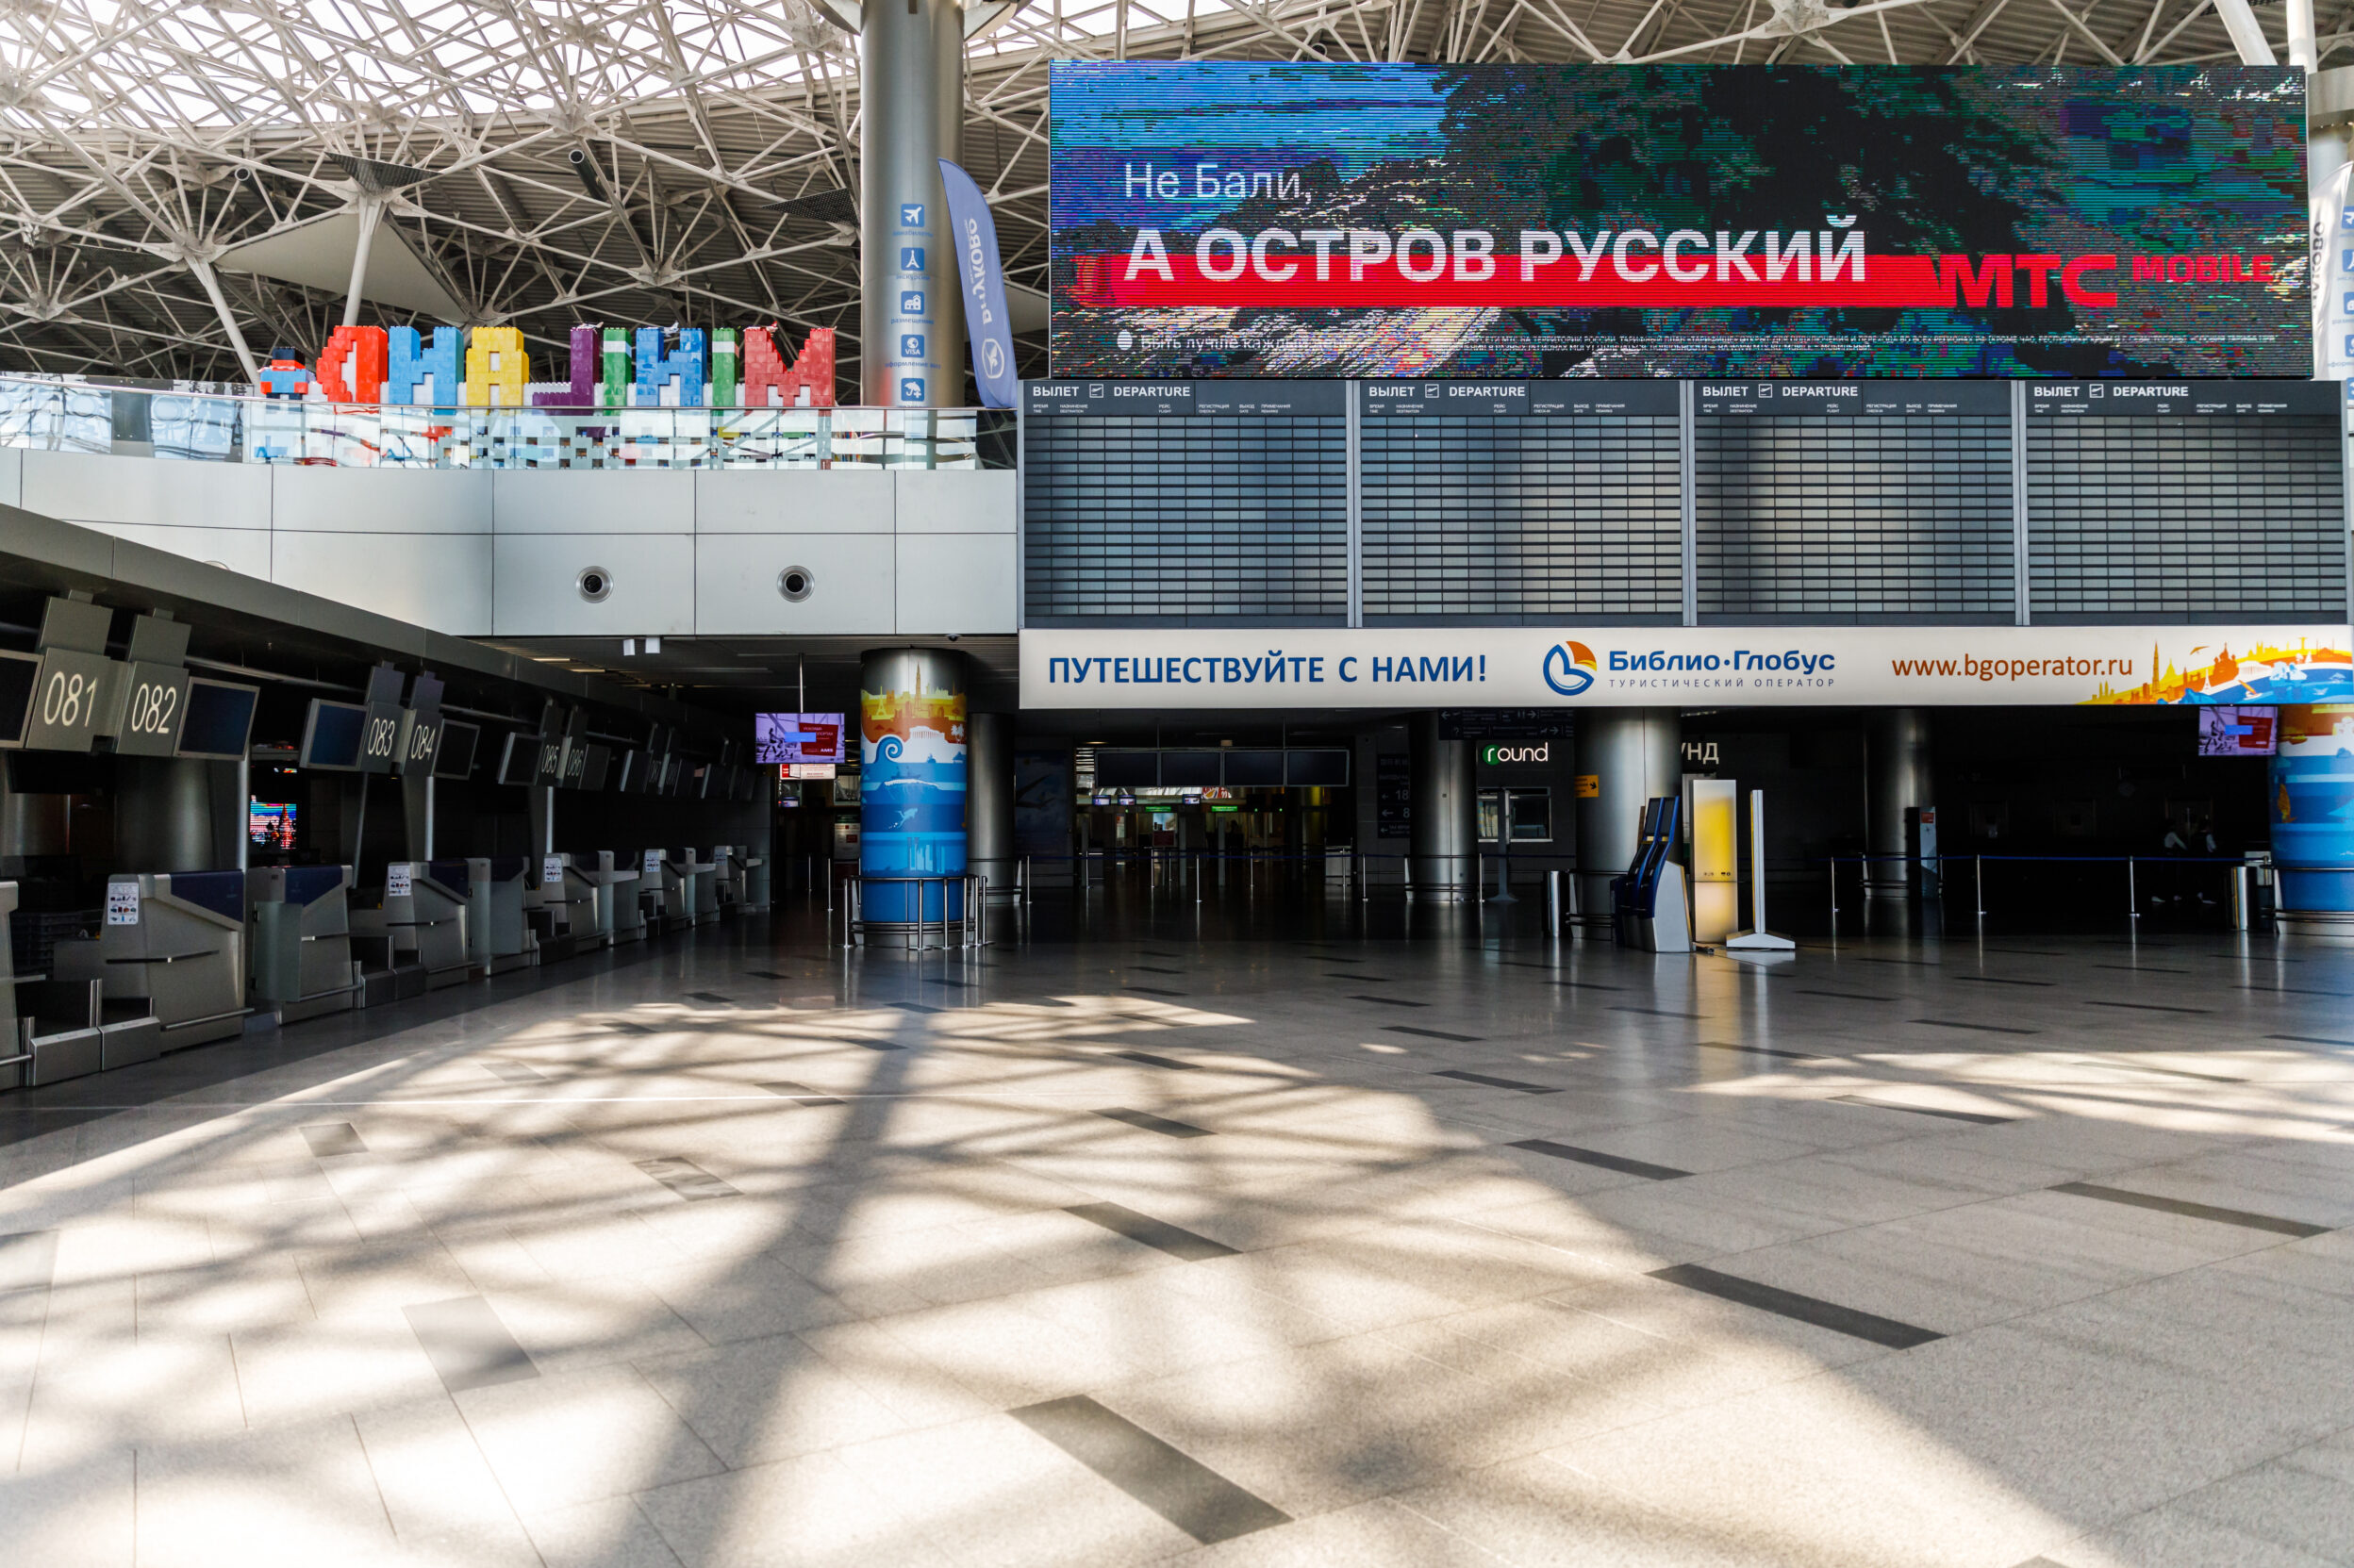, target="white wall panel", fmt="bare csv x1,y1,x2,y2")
274,466,493,535
491,468,692,534
24,450,270,529
494,534,694,635
272,531,494,635
897,469,1015,533
694,535,896,635
0,448,22,508
896,533,1014,634
77,520,273,581
694,469,895,534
